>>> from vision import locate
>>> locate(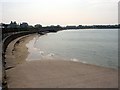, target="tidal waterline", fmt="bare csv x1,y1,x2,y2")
26,29,118,69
